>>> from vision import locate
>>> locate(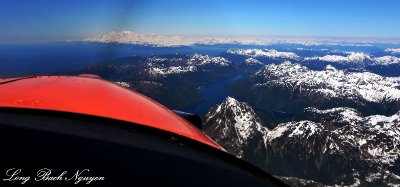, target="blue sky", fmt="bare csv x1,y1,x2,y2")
1,0,399,43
